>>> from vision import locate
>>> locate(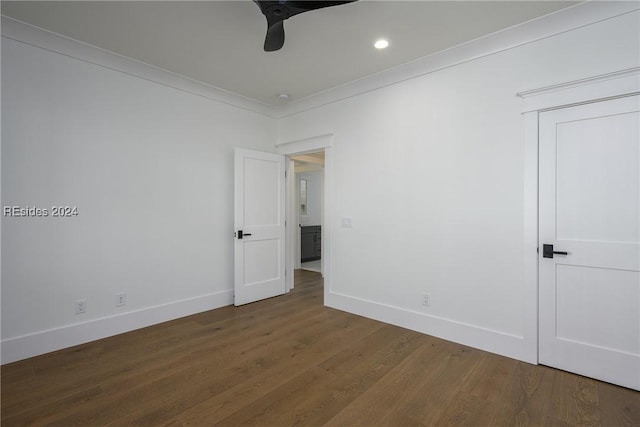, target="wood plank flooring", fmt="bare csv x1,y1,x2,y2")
2,270,639,426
